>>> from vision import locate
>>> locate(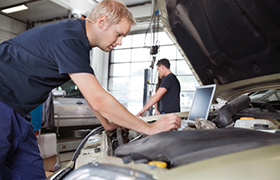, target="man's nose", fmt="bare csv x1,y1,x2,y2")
116,37,122,46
